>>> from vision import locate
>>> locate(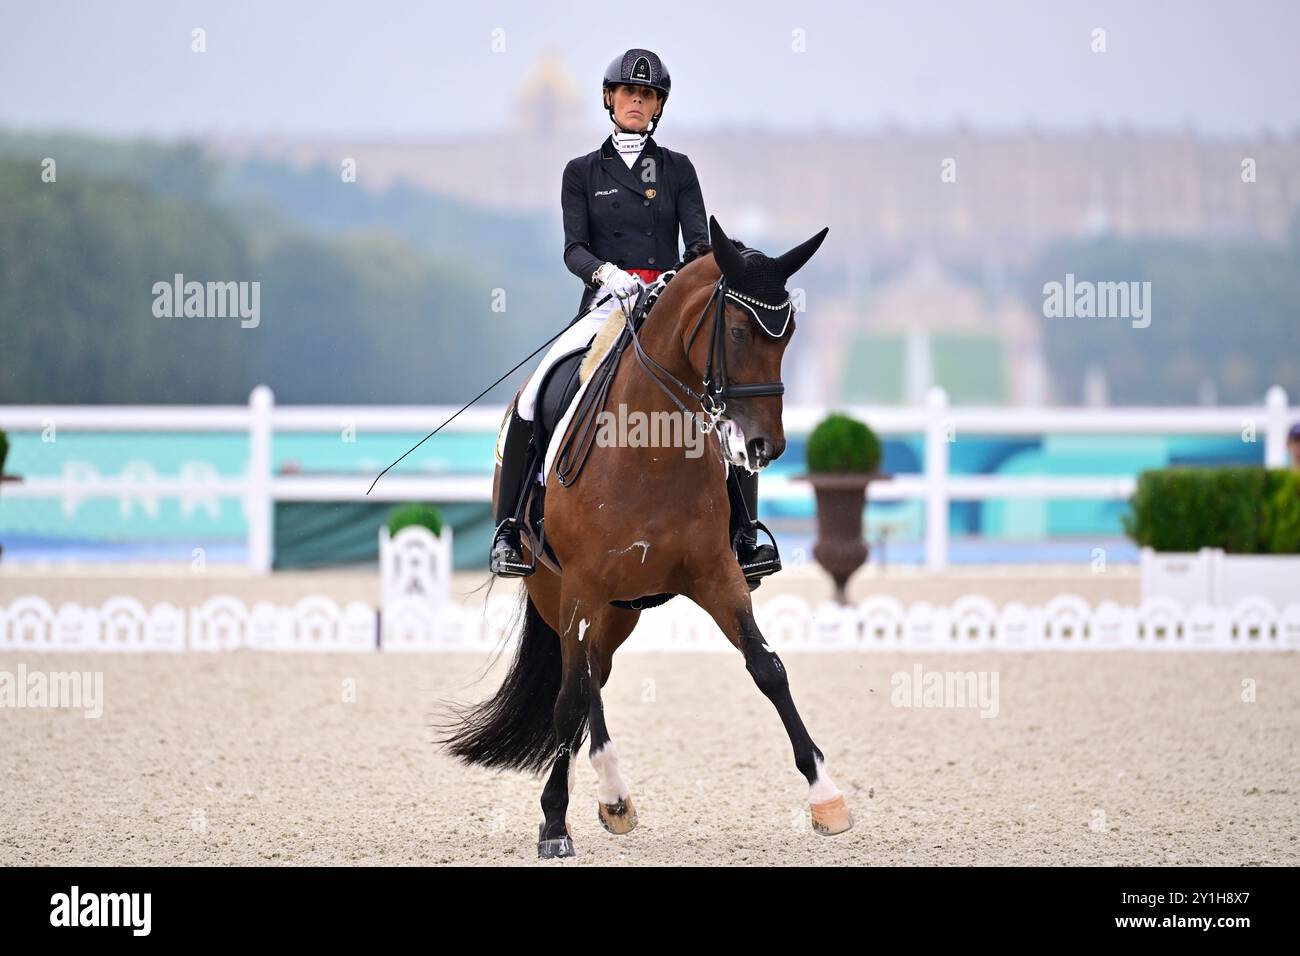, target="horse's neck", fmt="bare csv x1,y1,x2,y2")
592,280,728,486
612,282,706,413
